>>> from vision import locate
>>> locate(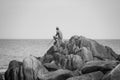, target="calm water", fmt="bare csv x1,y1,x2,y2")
0,39,120,69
